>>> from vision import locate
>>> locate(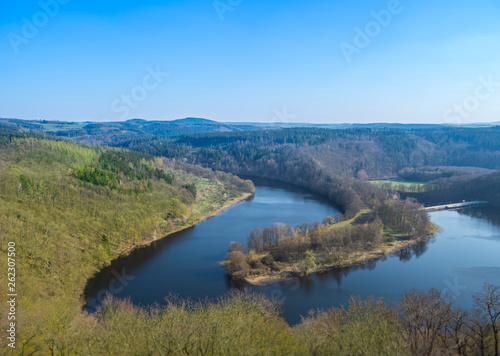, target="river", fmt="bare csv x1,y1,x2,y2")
84,182,500,325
